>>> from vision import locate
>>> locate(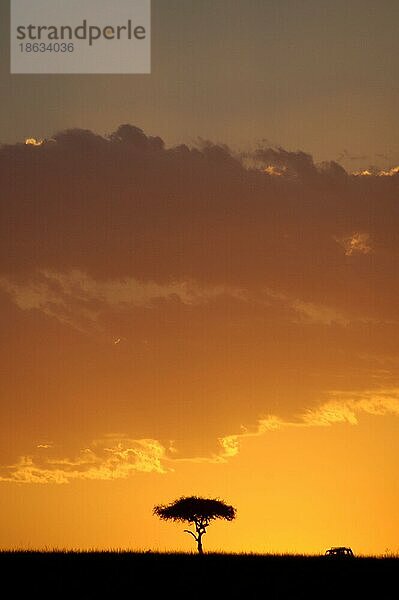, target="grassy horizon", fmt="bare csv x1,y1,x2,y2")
1,548,398,558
